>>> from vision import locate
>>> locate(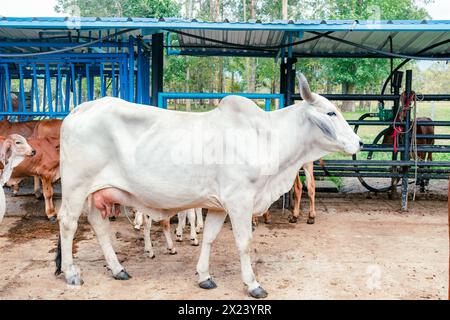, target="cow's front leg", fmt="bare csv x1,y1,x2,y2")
196,210,227,289
229,210,267,299
87,207,131,280
42,177,56,222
